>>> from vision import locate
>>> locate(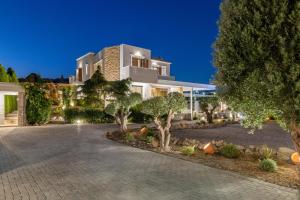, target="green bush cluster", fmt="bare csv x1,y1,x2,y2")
26,85,51,125
129,104,153,123
64,107,114,124
181,145,195,156
258,145,273,160
259,159,277,172
125,132,135,142
4,95,18,114
220,144,240,158
146,136,154,143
